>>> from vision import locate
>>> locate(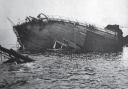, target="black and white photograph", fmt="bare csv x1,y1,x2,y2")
0,0,128,89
